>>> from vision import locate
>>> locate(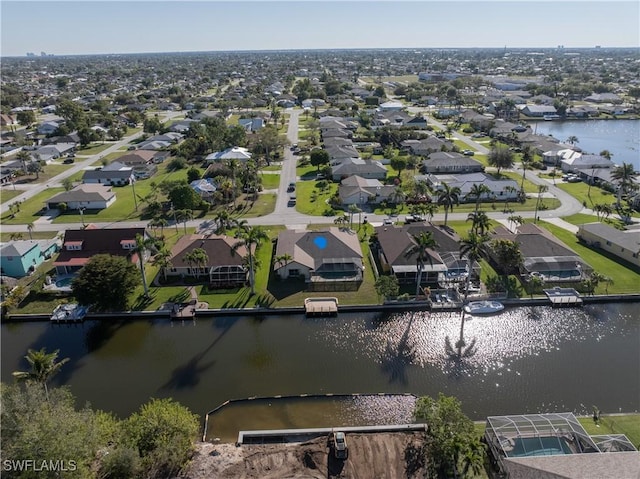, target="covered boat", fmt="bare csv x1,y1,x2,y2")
463,300,504,315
